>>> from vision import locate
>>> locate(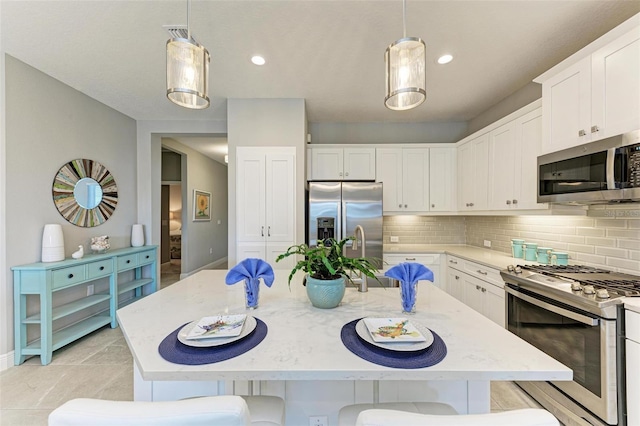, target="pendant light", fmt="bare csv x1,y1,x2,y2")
166,0,210,109
384,0,426,111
